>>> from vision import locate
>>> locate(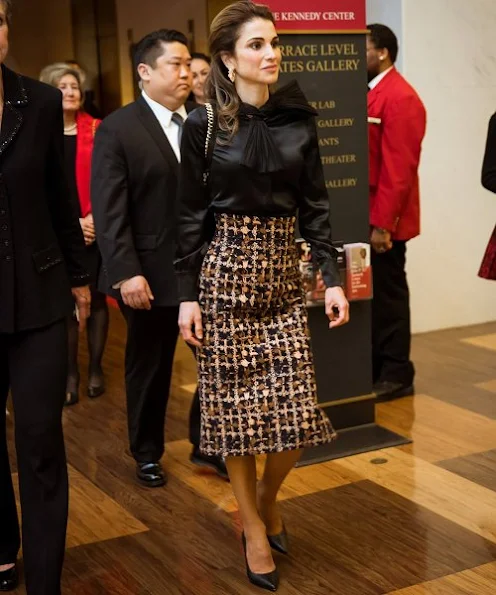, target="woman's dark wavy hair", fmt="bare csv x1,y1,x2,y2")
206,1,275,140
191,52,211,65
